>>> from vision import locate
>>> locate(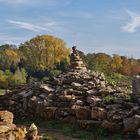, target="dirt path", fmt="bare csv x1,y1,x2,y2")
39,127,80,140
